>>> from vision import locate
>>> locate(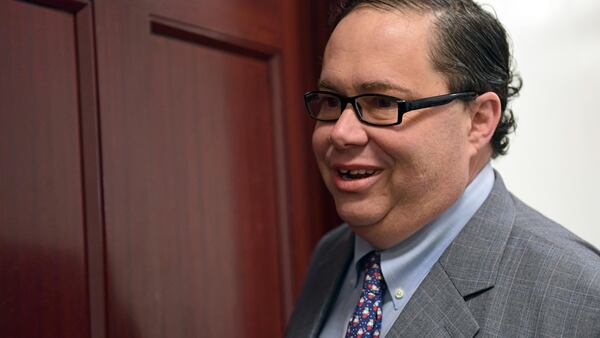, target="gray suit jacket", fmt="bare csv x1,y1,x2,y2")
287,174,600,337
